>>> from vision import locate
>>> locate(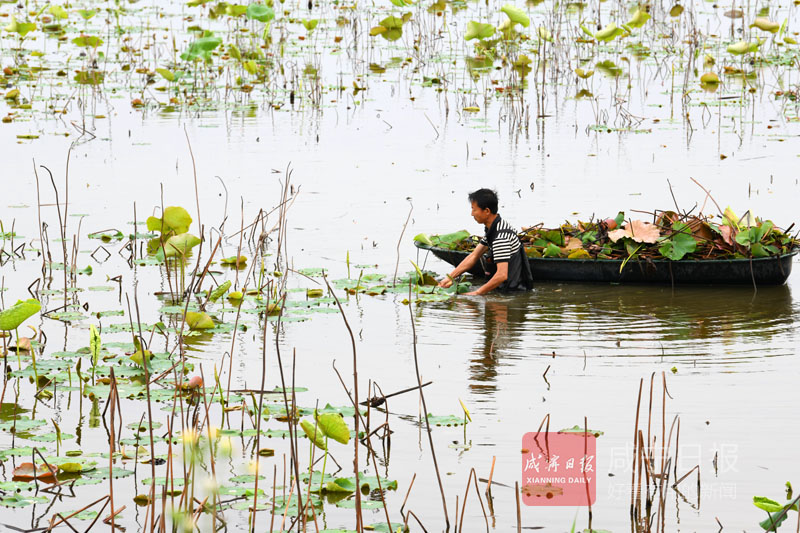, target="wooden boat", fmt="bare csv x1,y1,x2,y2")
414,241,797,285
